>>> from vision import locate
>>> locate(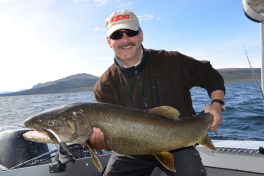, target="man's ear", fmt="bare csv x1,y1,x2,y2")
140,30,143,43
106,37,113,48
